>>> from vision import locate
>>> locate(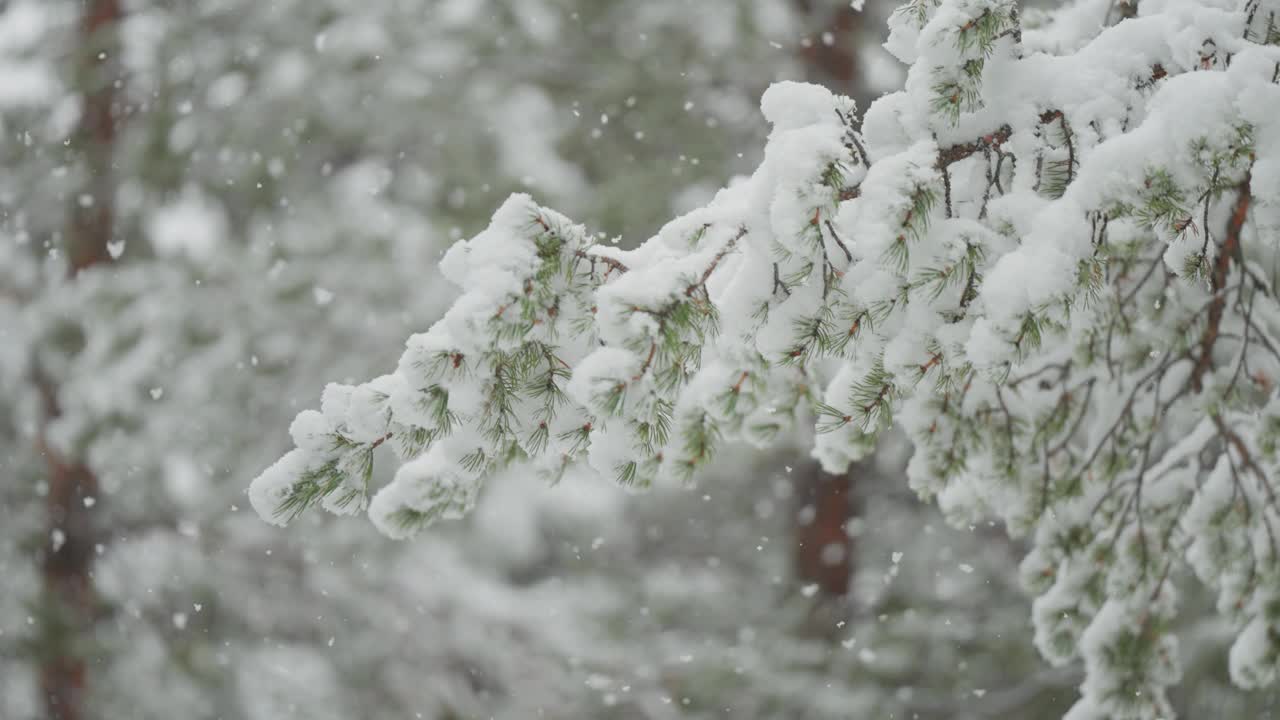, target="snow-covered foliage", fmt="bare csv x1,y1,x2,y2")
255,1,1280,716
